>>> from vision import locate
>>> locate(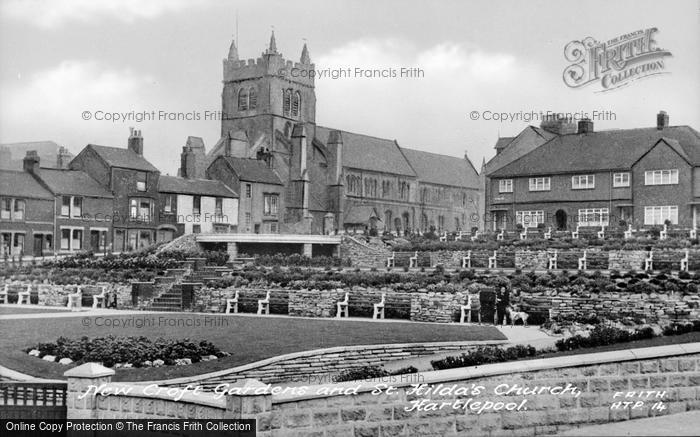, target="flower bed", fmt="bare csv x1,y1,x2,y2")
252,253,352,268
25,335,229,368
